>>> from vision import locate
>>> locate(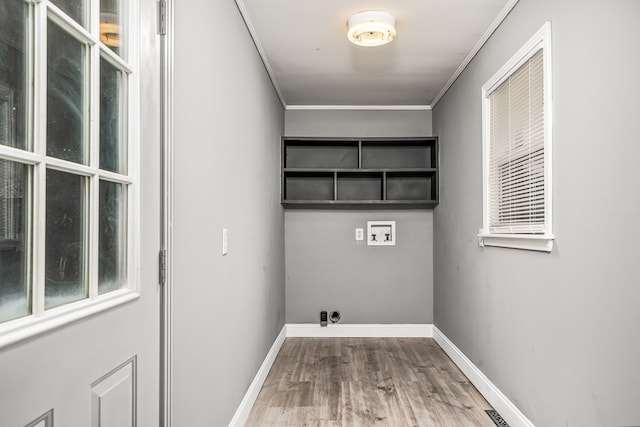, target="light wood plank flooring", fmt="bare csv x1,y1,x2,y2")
246,337,495,426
